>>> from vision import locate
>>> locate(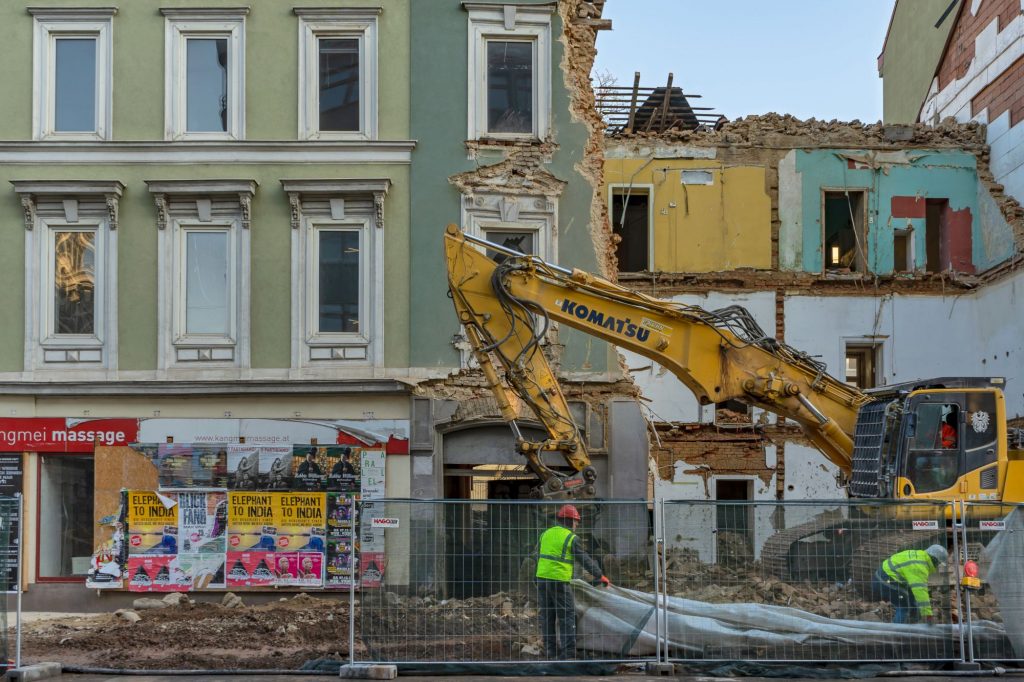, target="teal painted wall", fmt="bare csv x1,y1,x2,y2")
780,149,1013,274
408,1,615,375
